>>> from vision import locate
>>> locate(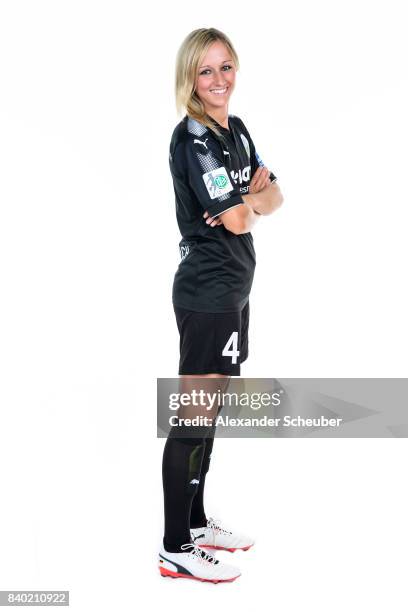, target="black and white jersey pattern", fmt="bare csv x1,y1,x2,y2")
169,114,277,313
